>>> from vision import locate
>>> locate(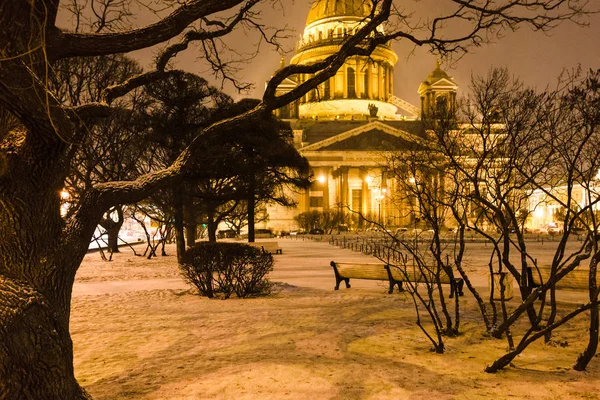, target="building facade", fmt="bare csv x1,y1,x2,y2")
266,0,458,232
